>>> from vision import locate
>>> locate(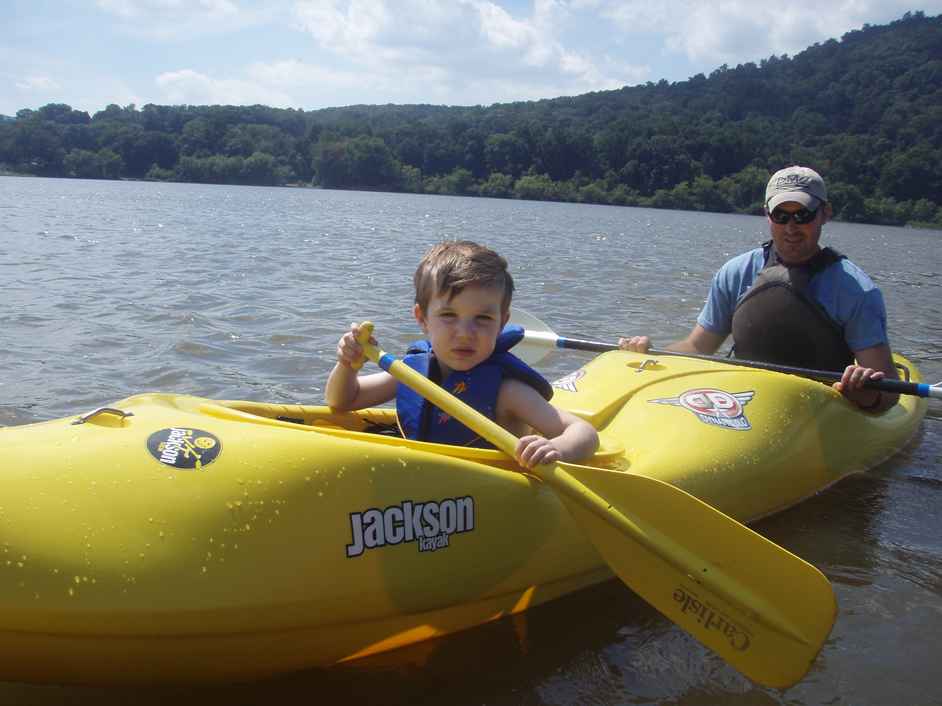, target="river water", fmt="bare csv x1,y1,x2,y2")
1,176,940,705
